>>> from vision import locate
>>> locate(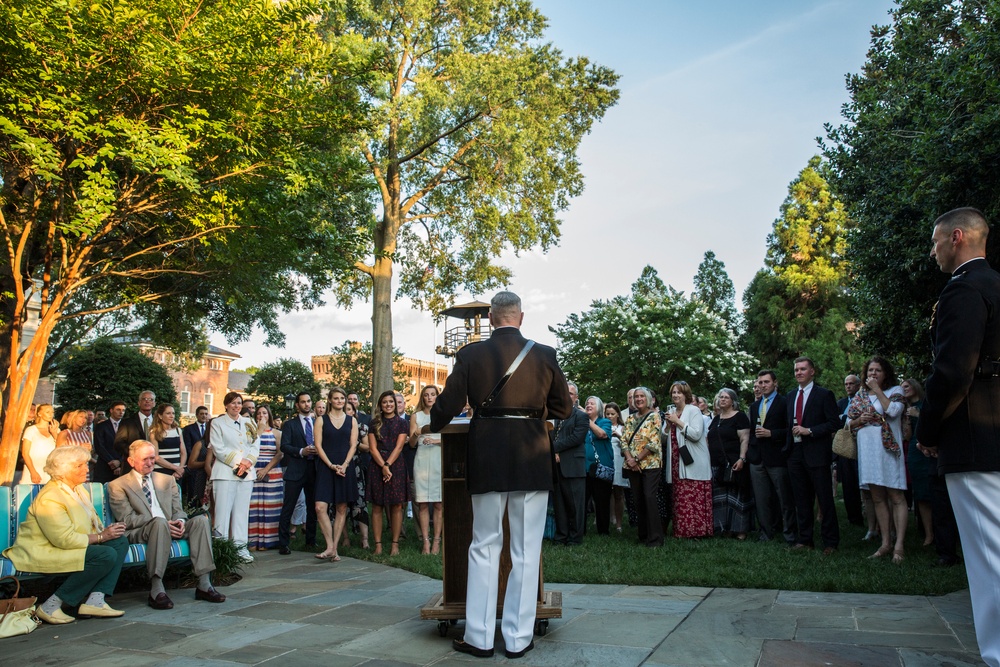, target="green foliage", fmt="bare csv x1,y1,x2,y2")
245,358,322,411
211,536,252,584
551,266,756,405
326,0,620,394
54,339,176,412
325,341,406,412
692,250,738,332
823,0,1000,375
742,157,858,389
